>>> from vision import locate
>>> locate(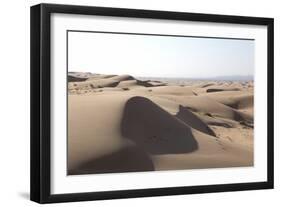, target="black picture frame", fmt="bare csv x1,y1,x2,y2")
30,3,274,204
